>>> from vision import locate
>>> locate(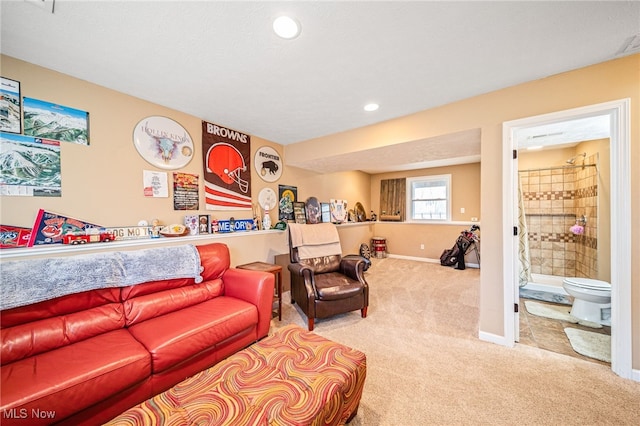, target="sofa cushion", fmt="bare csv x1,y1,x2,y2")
0,287,121,328
127,296,257,374
197,243,230,282
123,279,224,326
315,272,365,301
1,303,125,365
0,329,150,423
120,277,193,301
299,255,341,274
